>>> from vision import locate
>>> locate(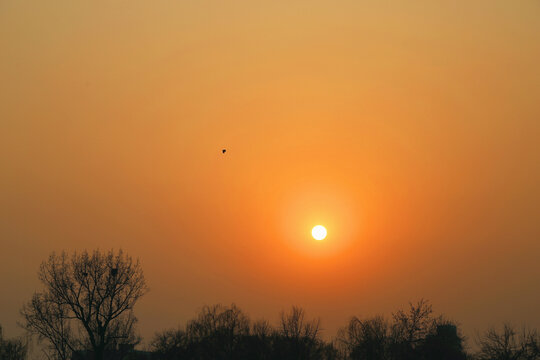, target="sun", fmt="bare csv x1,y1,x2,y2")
312,225,327,240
